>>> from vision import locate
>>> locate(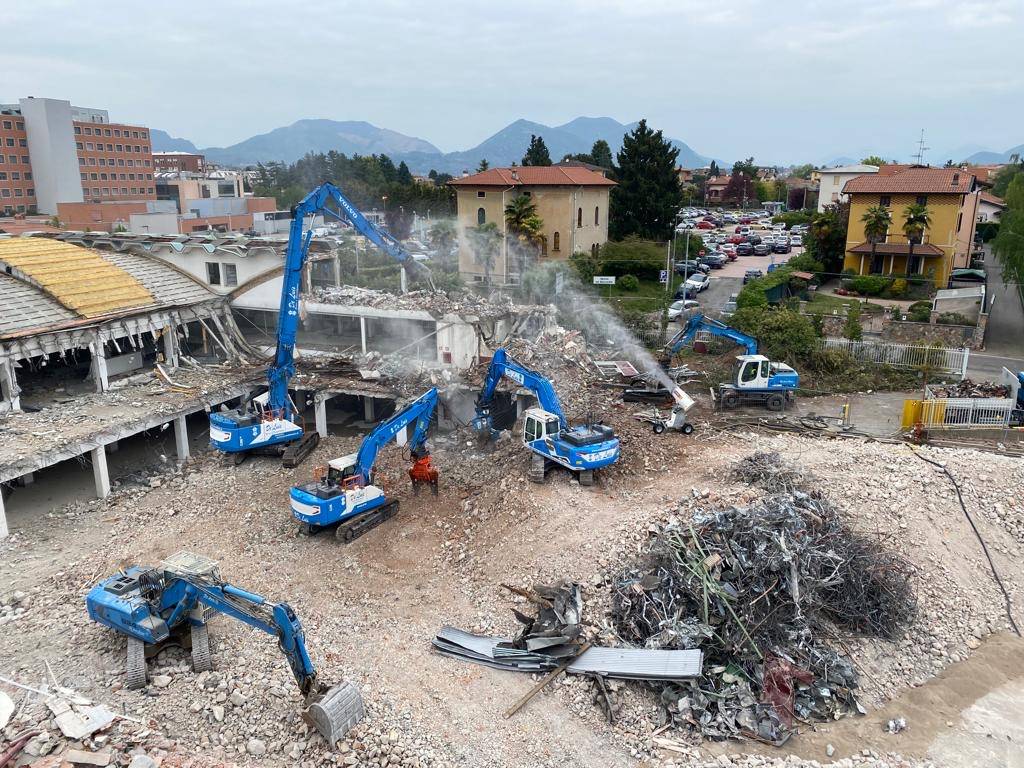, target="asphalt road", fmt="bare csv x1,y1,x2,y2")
970,275,1024,379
